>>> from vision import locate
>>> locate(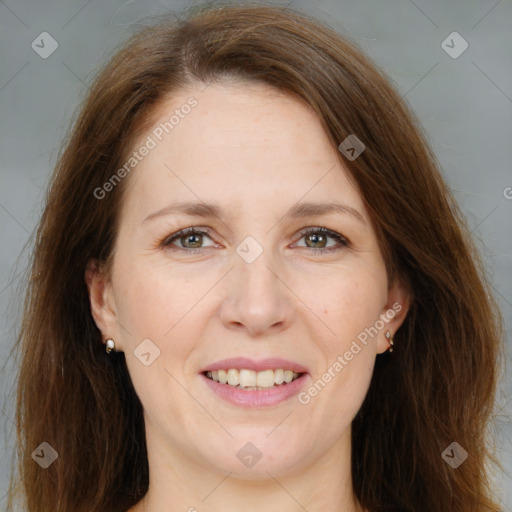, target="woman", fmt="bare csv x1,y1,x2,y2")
6,2,504,511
